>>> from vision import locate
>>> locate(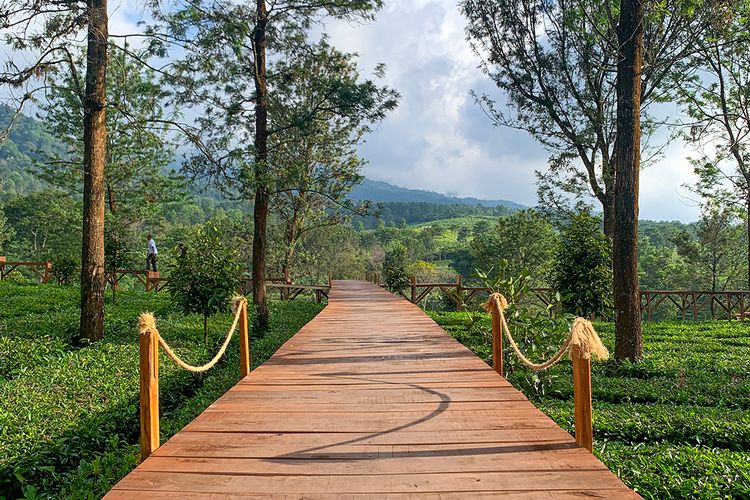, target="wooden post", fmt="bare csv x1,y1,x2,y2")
146,271,159,292
139,325,160,461
572,345,593,452
239,300,251,377
0,256,6,280
728,294,733,320
681,294,686,321
43,261,52,284
410,276,416,303
692,292,698,319
490,306,503,377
